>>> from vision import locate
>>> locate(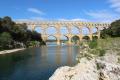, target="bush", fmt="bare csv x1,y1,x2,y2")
88,40,98,49
99,49,106,56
